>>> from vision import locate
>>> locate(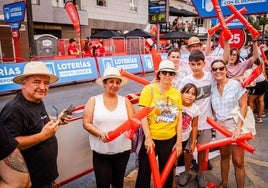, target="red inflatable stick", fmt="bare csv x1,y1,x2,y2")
125,93,140,105
124,118,141,140
260,46,267,63
211,0,232,40
208,7,247,36
242,65,262,88
151,48,162,72
227,4,260,38
197,133,253,152
148,149,162,188
120,69,150,85
106,107,153,142
207,117,255,153
160,149,178,186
